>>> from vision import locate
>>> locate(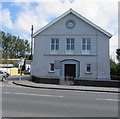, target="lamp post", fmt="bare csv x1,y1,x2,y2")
31,25,34,60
